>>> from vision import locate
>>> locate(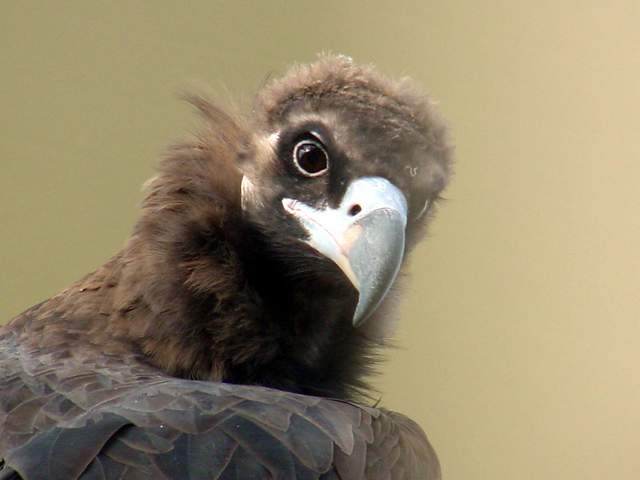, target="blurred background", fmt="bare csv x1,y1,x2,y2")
1,1,638,478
